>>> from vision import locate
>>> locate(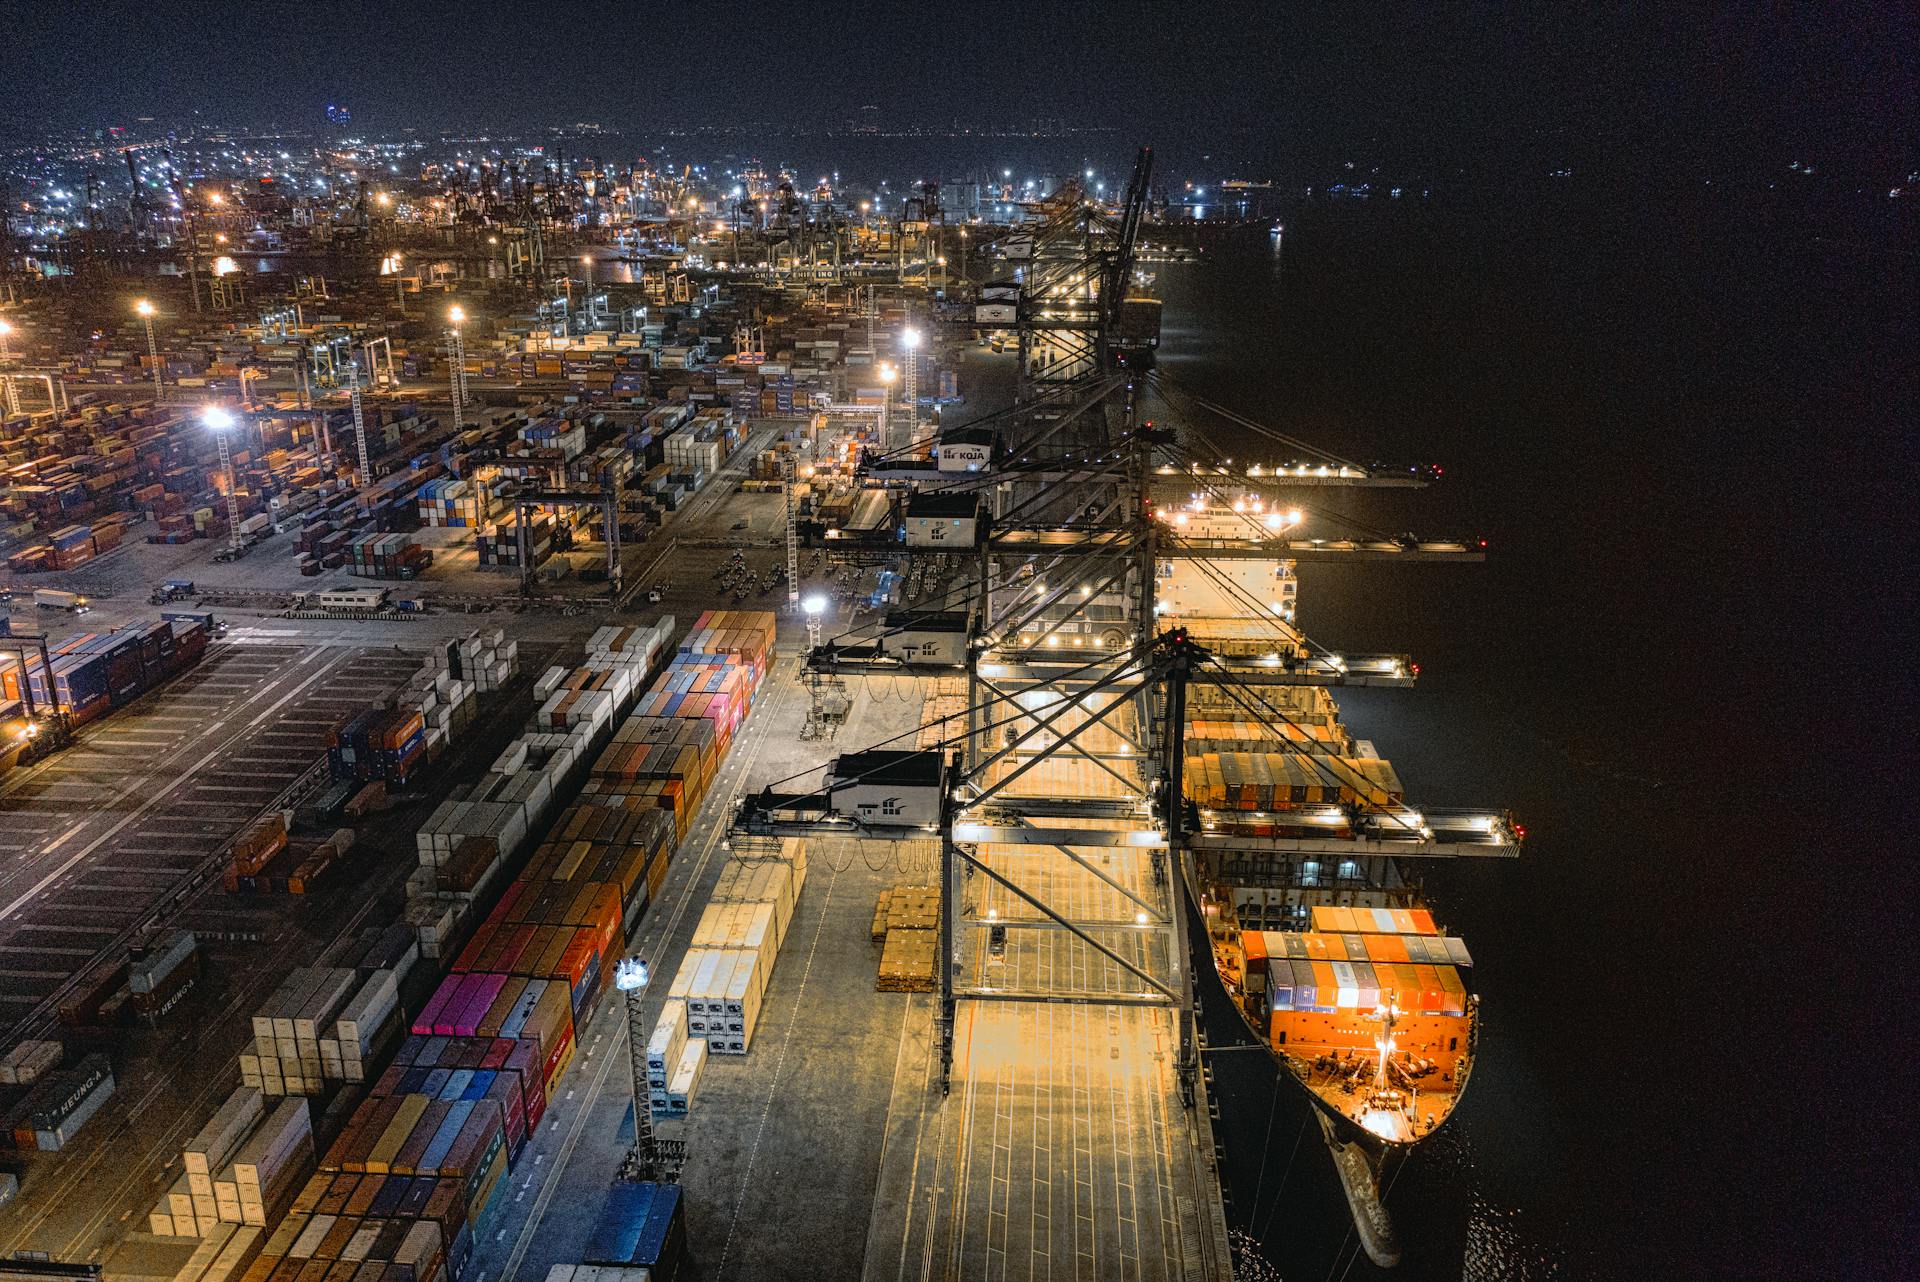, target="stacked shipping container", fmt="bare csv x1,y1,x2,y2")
202,607,775,1282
